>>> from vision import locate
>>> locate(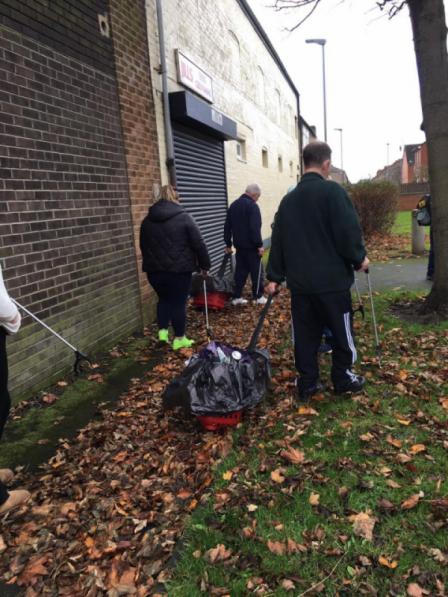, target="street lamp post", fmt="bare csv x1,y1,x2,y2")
334,127,343,171
306,38,327,142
